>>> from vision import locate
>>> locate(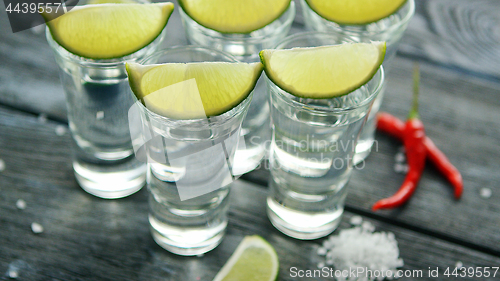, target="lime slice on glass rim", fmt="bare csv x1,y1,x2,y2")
305,0,407,25
213,235,279,281
43,2,174,59
259,41,386,99
125,61,263,119
179,0,292,33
